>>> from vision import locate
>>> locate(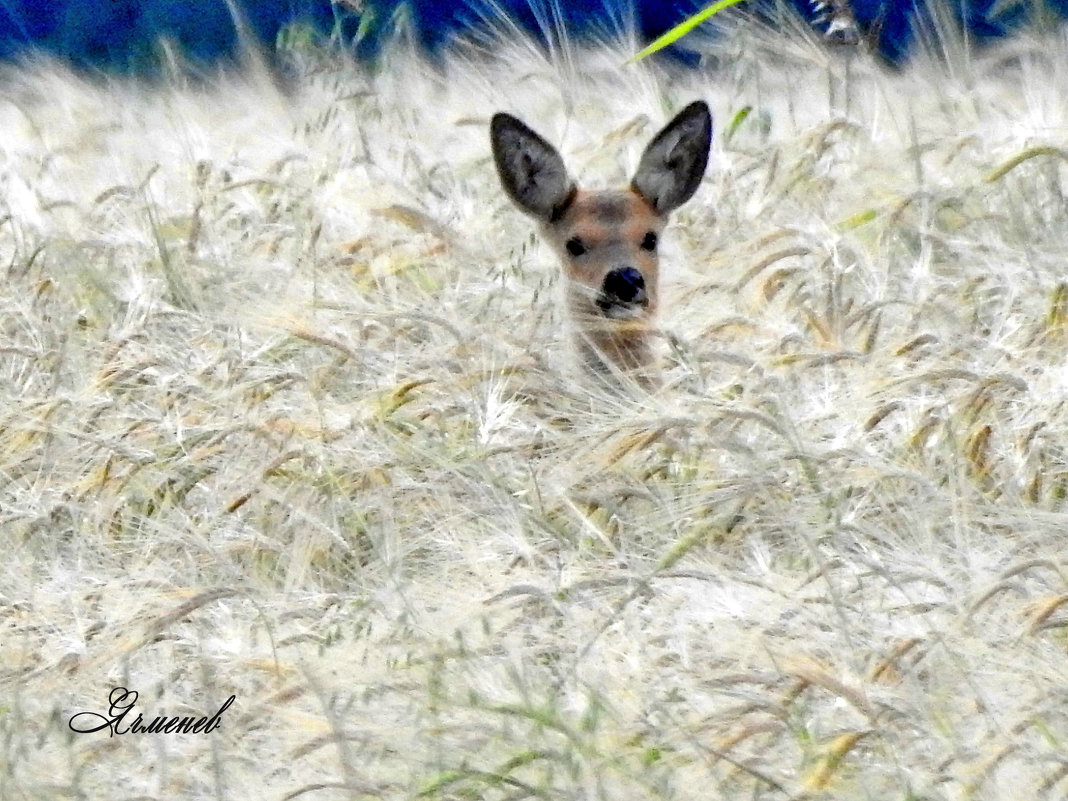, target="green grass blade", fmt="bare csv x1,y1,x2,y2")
723,105,752,144
628,0,751,63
